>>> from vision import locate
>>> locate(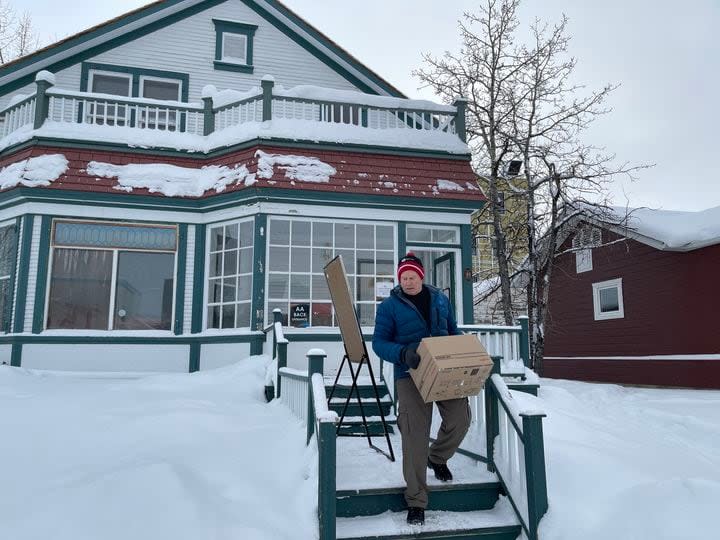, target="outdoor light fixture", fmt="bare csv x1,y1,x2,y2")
464,267,473,282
